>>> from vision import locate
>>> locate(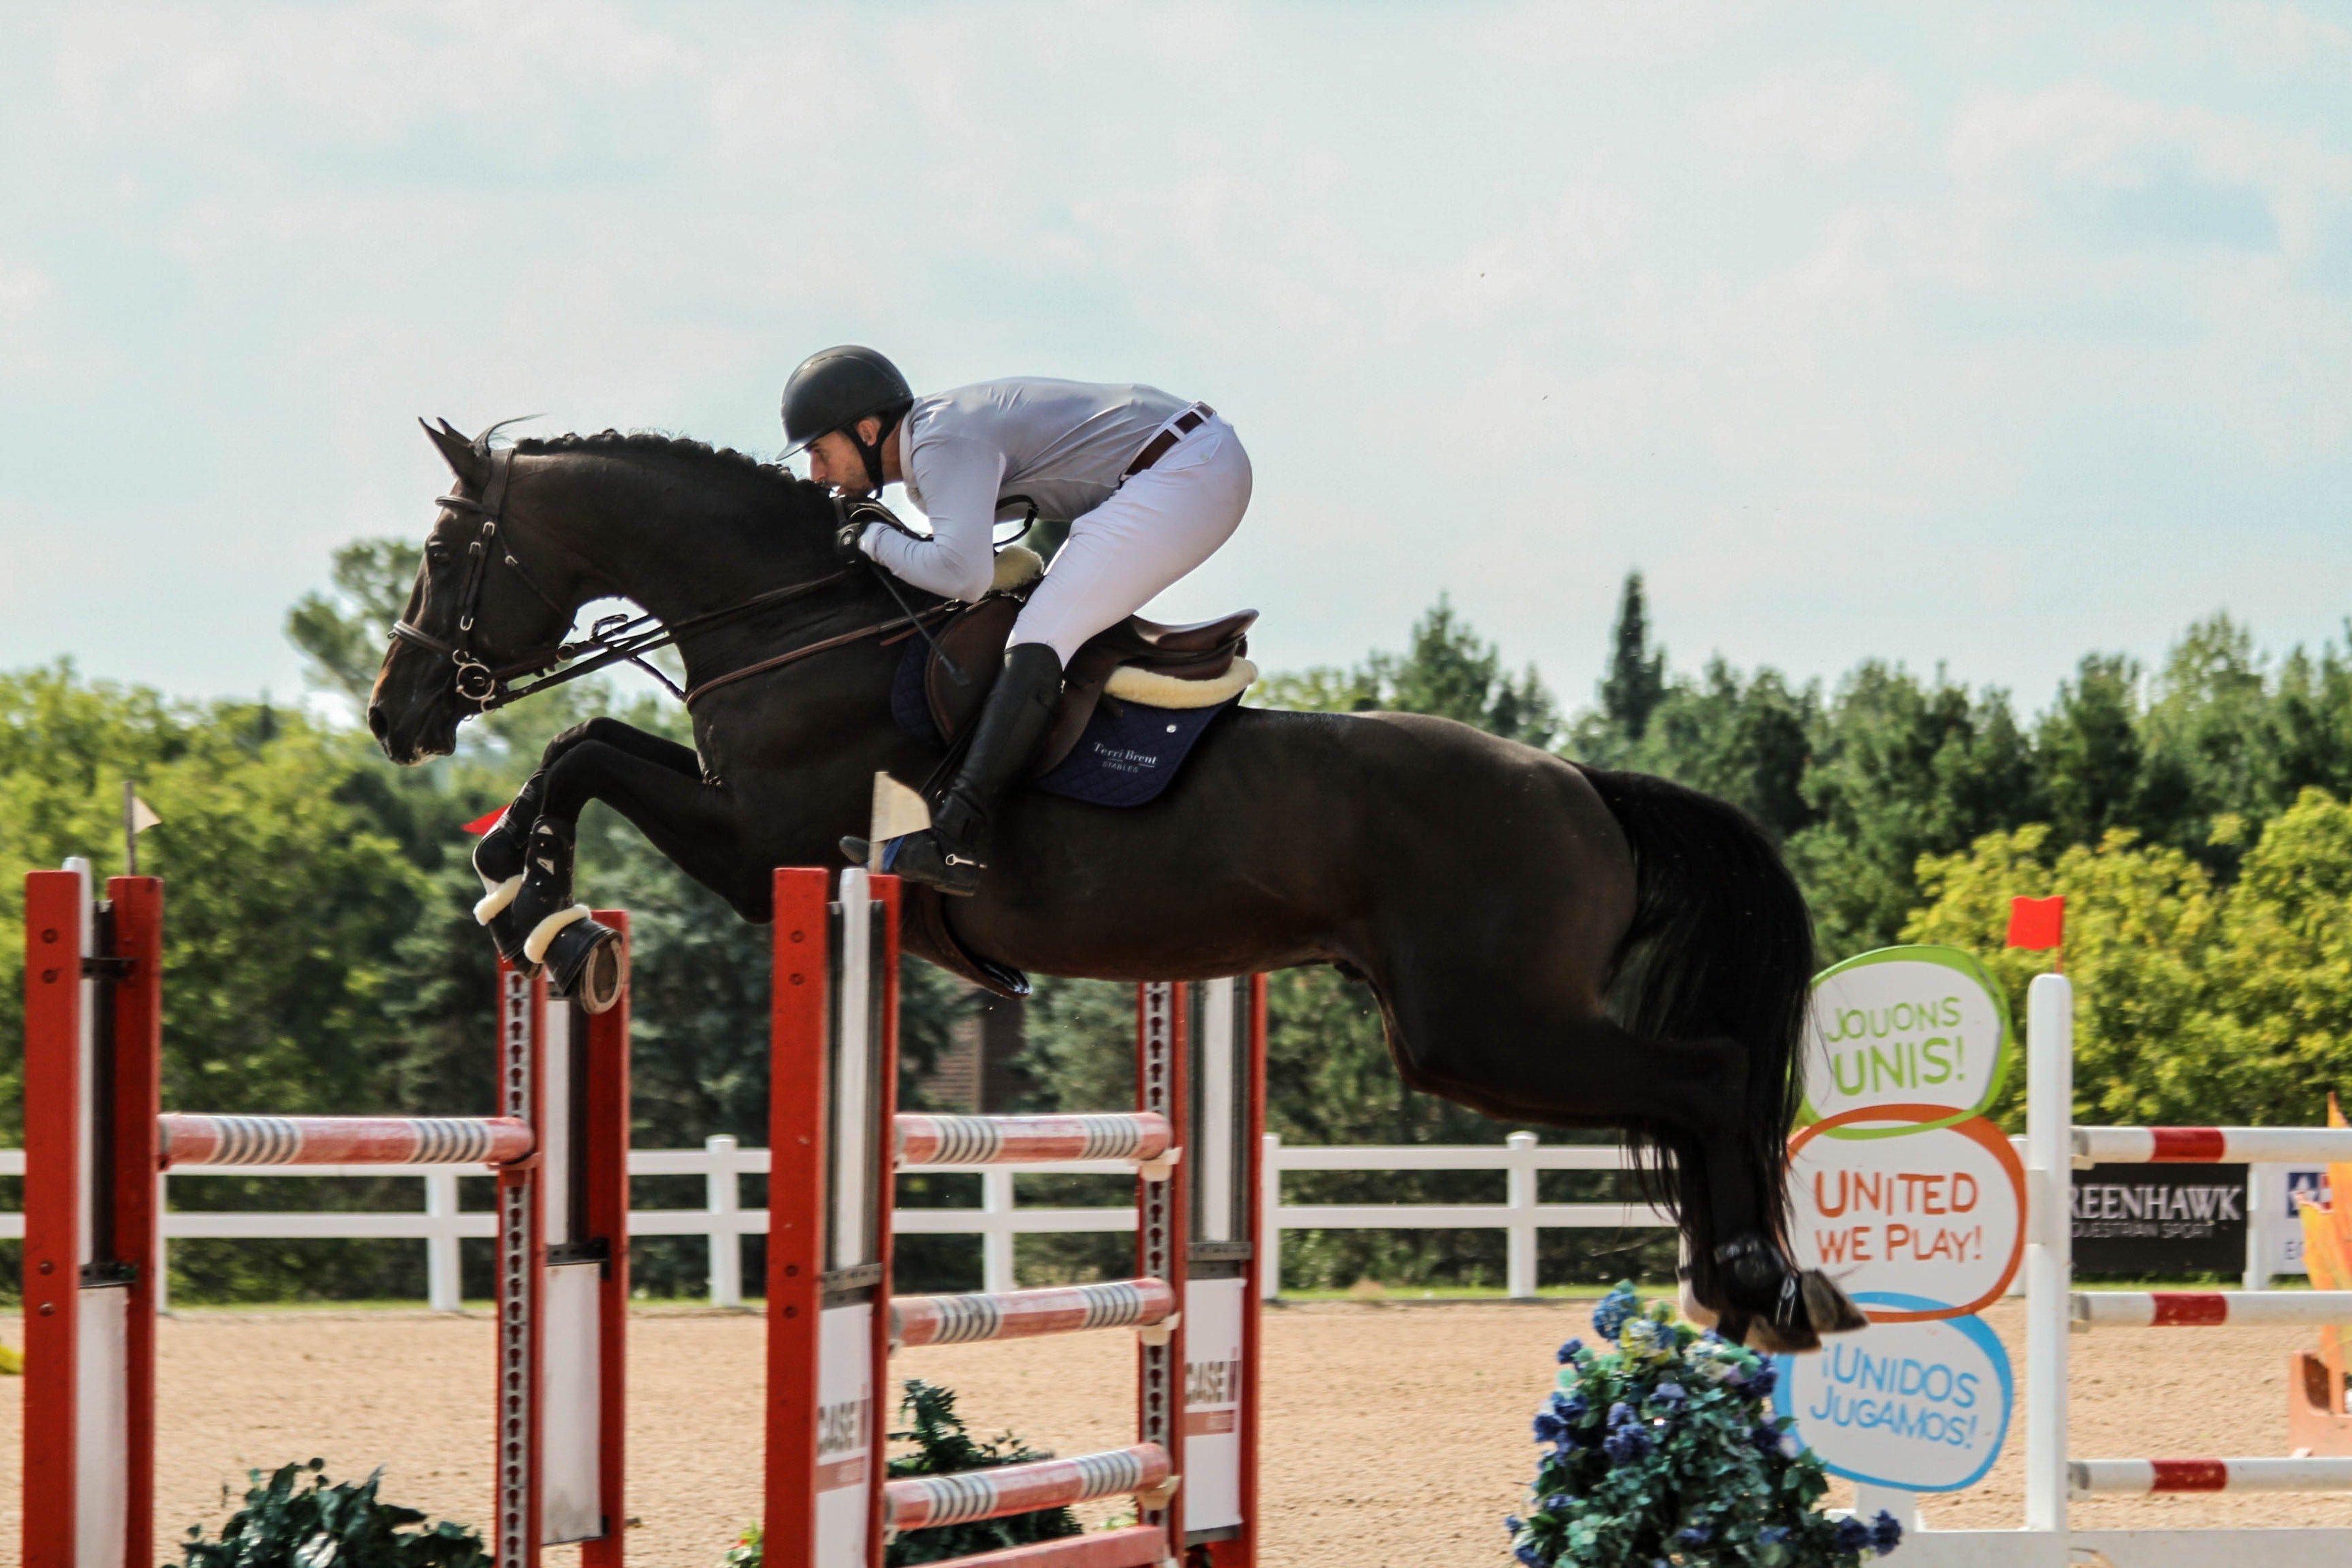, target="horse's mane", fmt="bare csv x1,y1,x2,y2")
514,429,834,521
